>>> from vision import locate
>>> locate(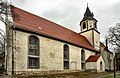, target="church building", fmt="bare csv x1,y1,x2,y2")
6,5,114,75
